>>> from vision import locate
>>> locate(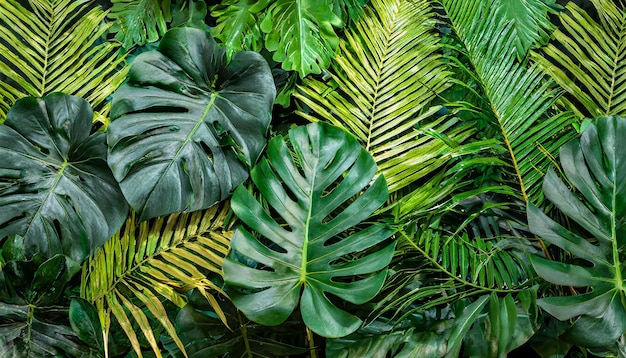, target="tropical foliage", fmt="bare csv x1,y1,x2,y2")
0,0,624,357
